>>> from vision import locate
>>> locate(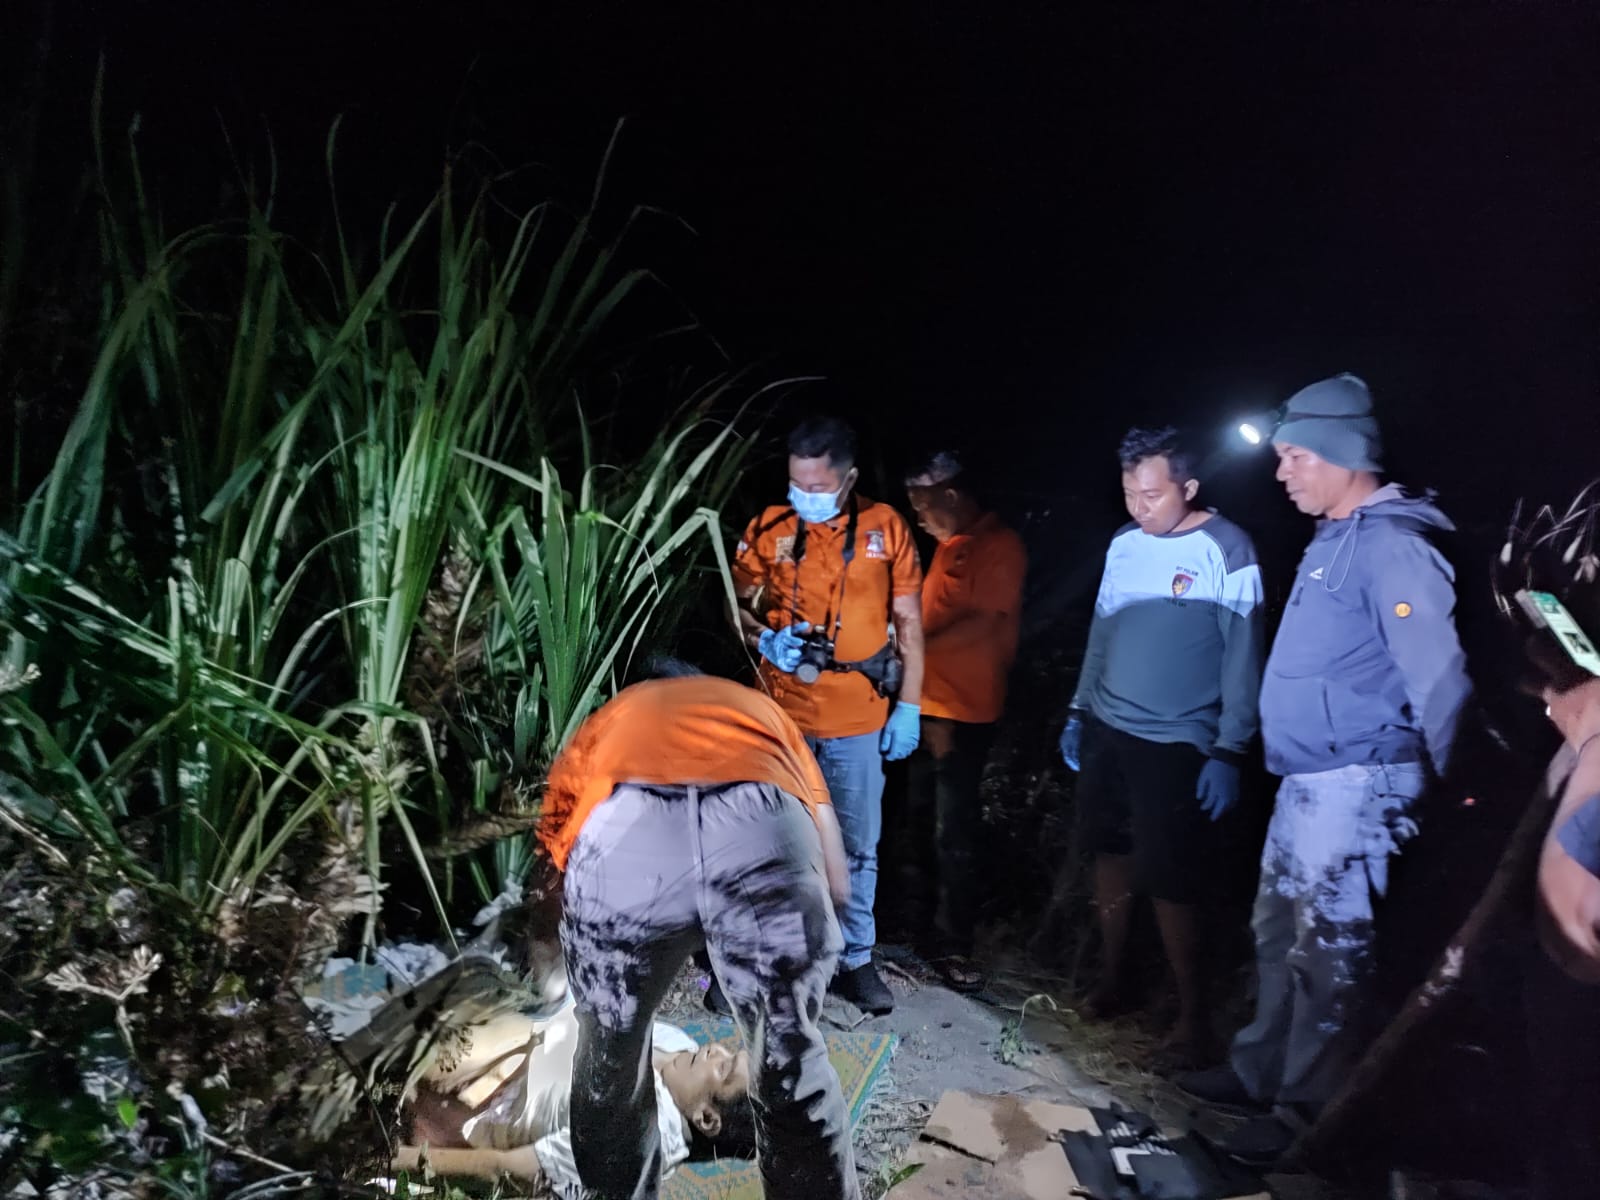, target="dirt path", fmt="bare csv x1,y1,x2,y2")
657,939,1355,1199
818,944,1354,1200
